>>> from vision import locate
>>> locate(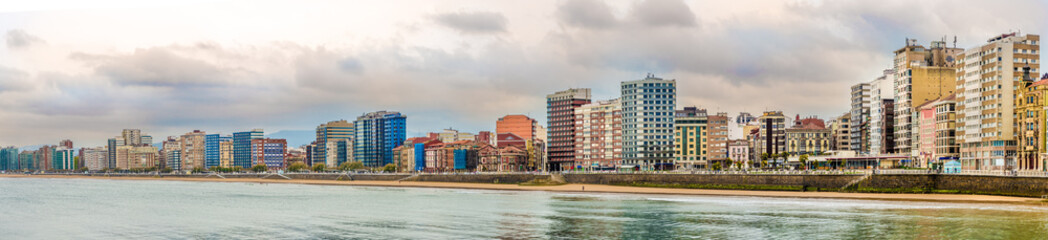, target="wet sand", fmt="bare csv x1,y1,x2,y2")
2,174,1042,204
